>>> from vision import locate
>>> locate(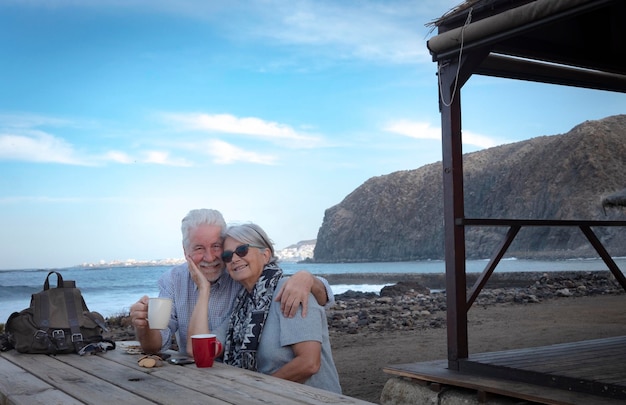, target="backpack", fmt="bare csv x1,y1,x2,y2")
5,271,113,355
